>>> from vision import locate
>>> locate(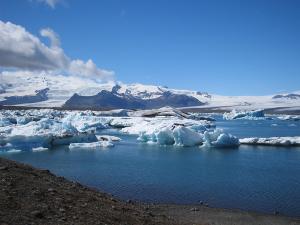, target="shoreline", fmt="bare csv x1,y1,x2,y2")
1,157,299,225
